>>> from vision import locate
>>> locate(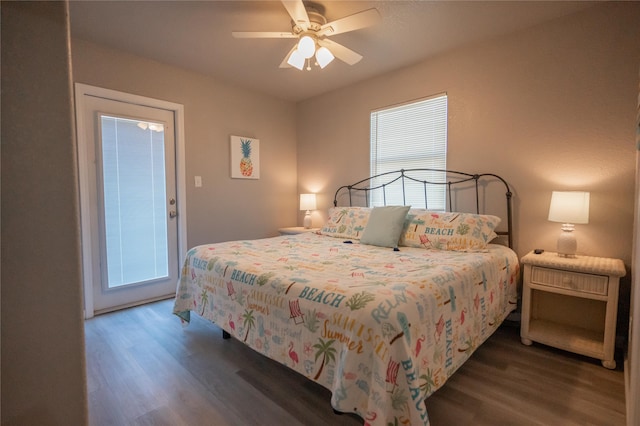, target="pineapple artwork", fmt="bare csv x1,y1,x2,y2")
239,139,253,176
230,135,260,179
